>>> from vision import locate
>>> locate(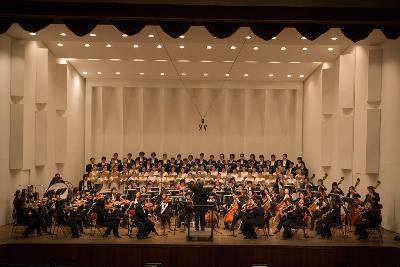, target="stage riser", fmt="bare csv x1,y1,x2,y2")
0,244,399,267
